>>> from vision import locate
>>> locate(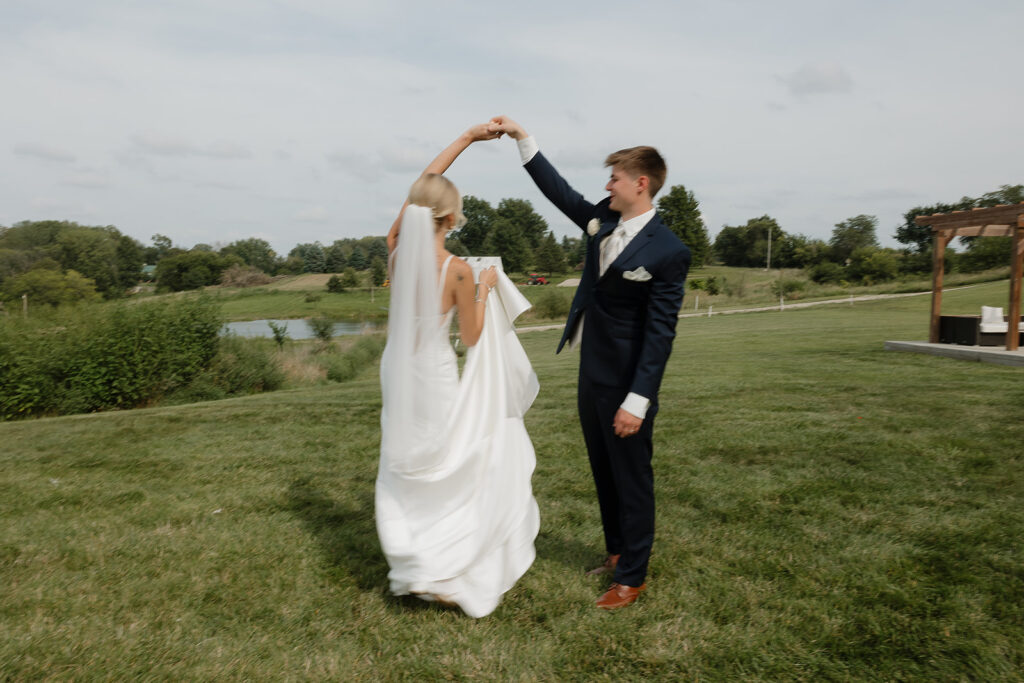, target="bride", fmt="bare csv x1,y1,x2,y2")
375,123,540,617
